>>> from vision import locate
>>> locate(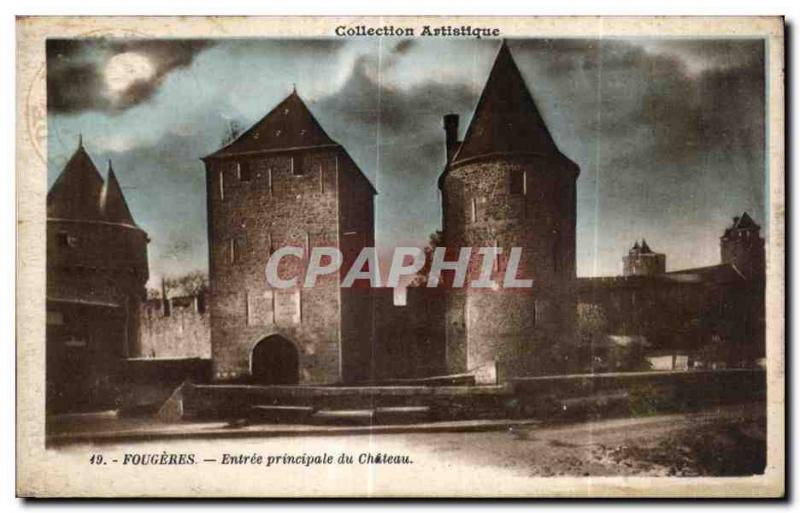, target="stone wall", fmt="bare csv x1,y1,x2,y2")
115,357,212,413
370,287,447,380
140,294,211,358
440,155,579,377
338,154,377,382
577,273,765,362
48,218,149,357
47,217,149,412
